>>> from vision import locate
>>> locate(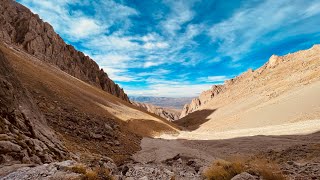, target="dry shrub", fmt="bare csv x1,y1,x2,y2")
203,156,286,180
83,169,98,180
70,164,87,174
69,164,114,180
95,167,114,180
249,158,286,180
203,159,245,180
